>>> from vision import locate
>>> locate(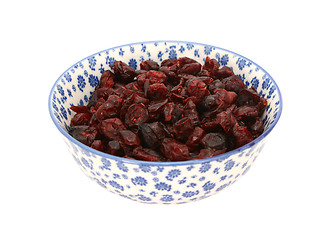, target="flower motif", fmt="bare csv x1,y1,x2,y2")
224,160,235,171
202,181,216,191
128,58,137,70
117,162,129,172
182,190,199,198
108,180,124,191
160,195,174,202
131,176,148,186
166,169,181,181
81,157,93,170
60,105,67,120
204,45,213,55
169,49,177,59
199,163,211,173
77,75,86,92
100,158,111,170
155,182,171,191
